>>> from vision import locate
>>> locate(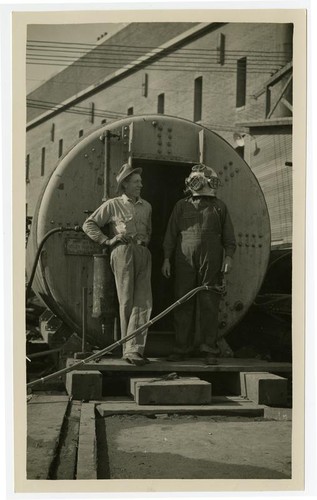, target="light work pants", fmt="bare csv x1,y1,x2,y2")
110,243,152,356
